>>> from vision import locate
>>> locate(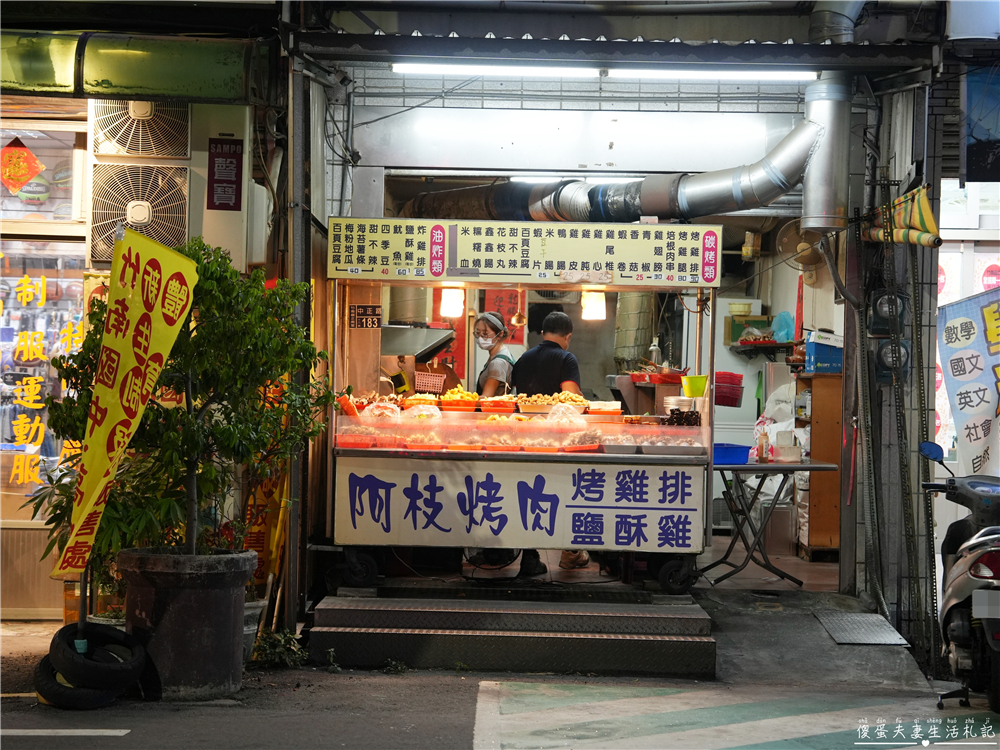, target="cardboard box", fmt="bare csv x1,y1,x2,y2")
806,330,844,348
805,341,843,373
724,315,772,346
